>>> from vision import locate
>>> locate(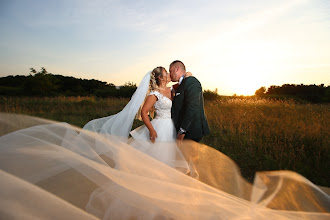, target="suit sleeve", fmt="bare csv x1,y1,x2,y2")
180,78,201,131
